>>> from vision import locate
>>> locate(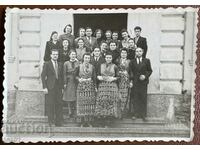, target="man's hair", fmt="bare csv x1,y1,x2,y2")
136,47,144,52
50,49,59,54
105,51,113,57
128,38,135,42
86,27,92,31
121,28,128,34
120,47,128,53
112,31,119,35
134,26,142,31
93,47,101,51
